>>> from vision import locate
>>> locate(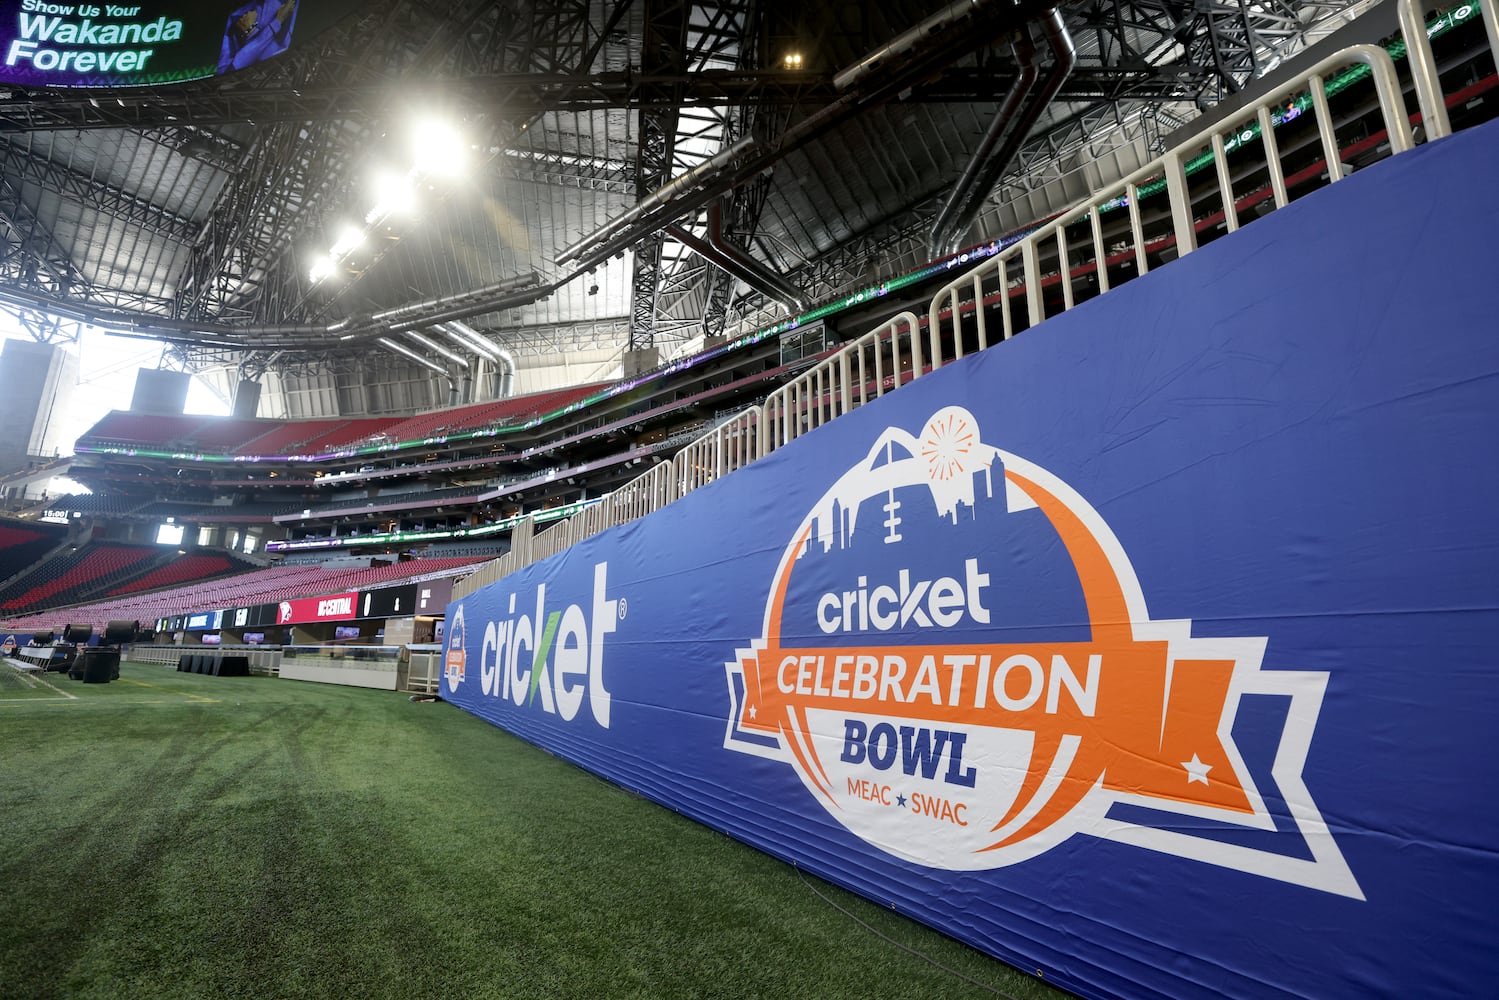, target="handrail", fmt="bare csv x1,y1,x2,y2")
674,408,763,495
927,43,1411,354
762,312,923,452
1401,0,1499,140
452,21,1486,603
